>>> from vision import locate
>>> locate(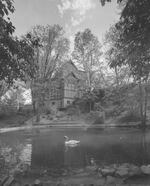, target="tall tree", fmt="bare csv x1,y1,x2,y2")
72,29,102,91
24,25,69,121
103,0,150,125
104,25,131,87
101,0,150,81
100,0,150,78
106,21,150,125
